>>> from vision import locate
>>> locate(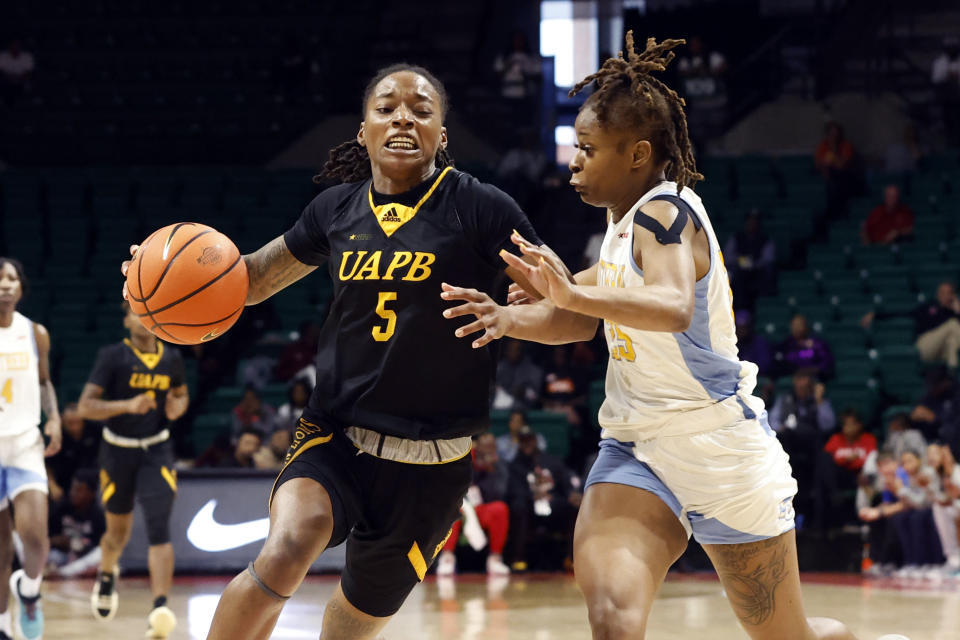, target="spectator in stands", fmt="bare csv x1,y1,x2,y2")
493,30,541,104
231,386,277,436
927,443,960,571
676,36,727,149
436,433,512,576
496,130,548,212
883,413,928,461
770,369,835,519
776,314,834,378
815,121,858,218
494,339,544,410
932,37,960,145
47,403,100,503
735,311,773,378
47,469,105,578
858,451,904,574
275,377,311,433
884,124,923,180
253,428,292,470
863,281,960,370
496,410,546,463
0,40,35,106
272,320,320,383
724,211,775,312
862,184,915,246
891,449,945,575
677,35,727,94
818,410,877,528
911,365,960,441
223,428,263,469
507,427,581,571
541,345,587,428
825,410,877,478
